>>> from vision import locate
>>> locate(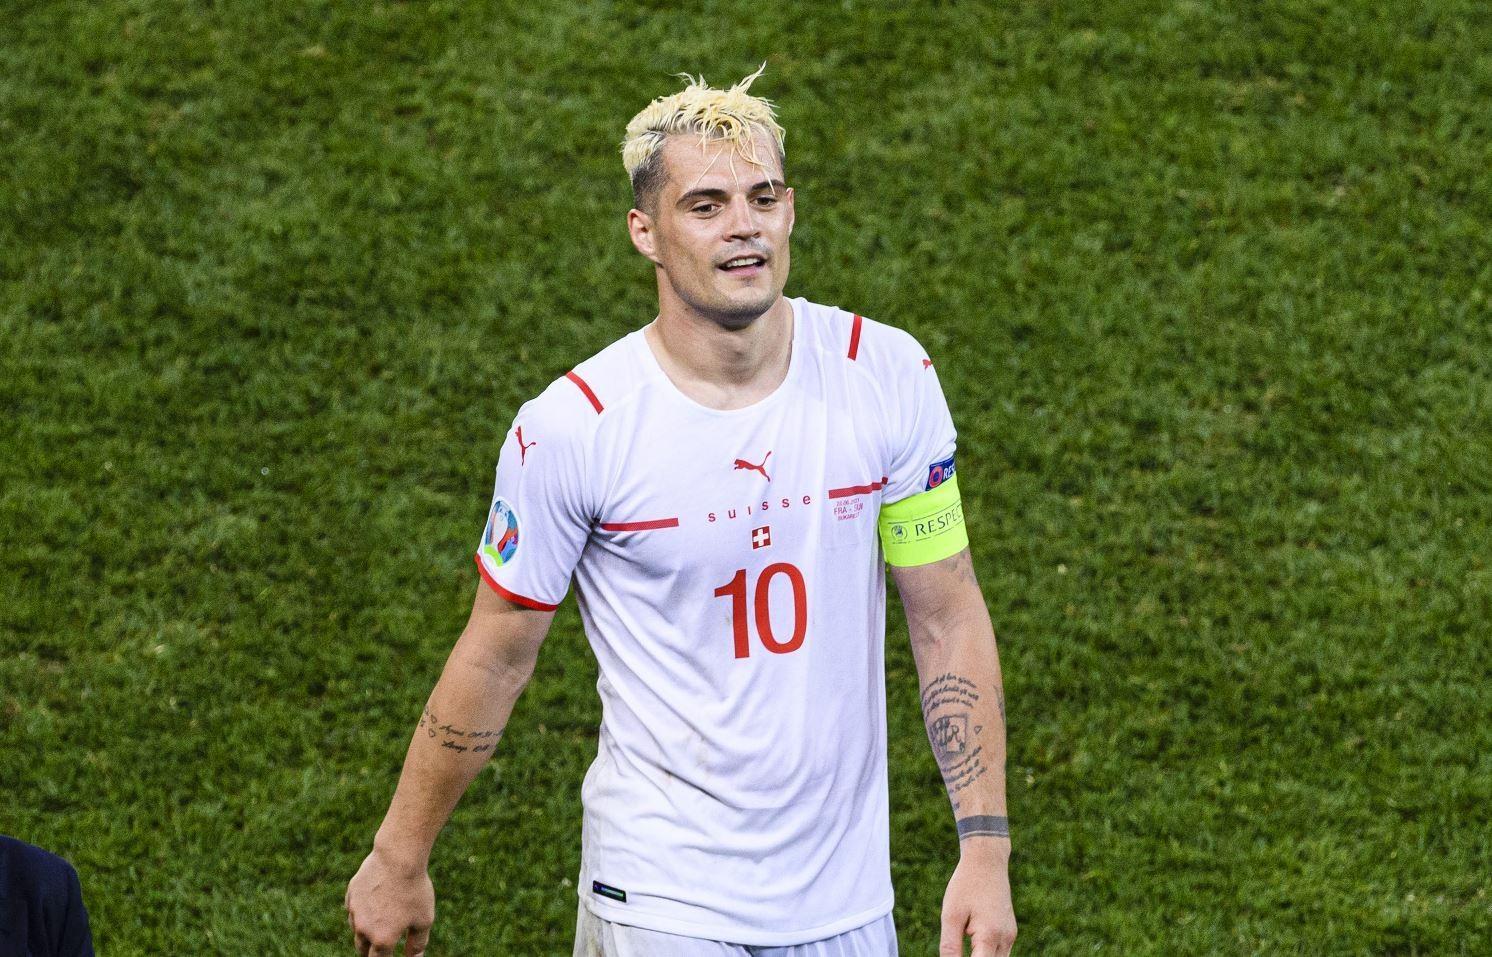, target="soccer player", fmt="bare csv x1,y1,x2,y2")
345,65,1016,957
